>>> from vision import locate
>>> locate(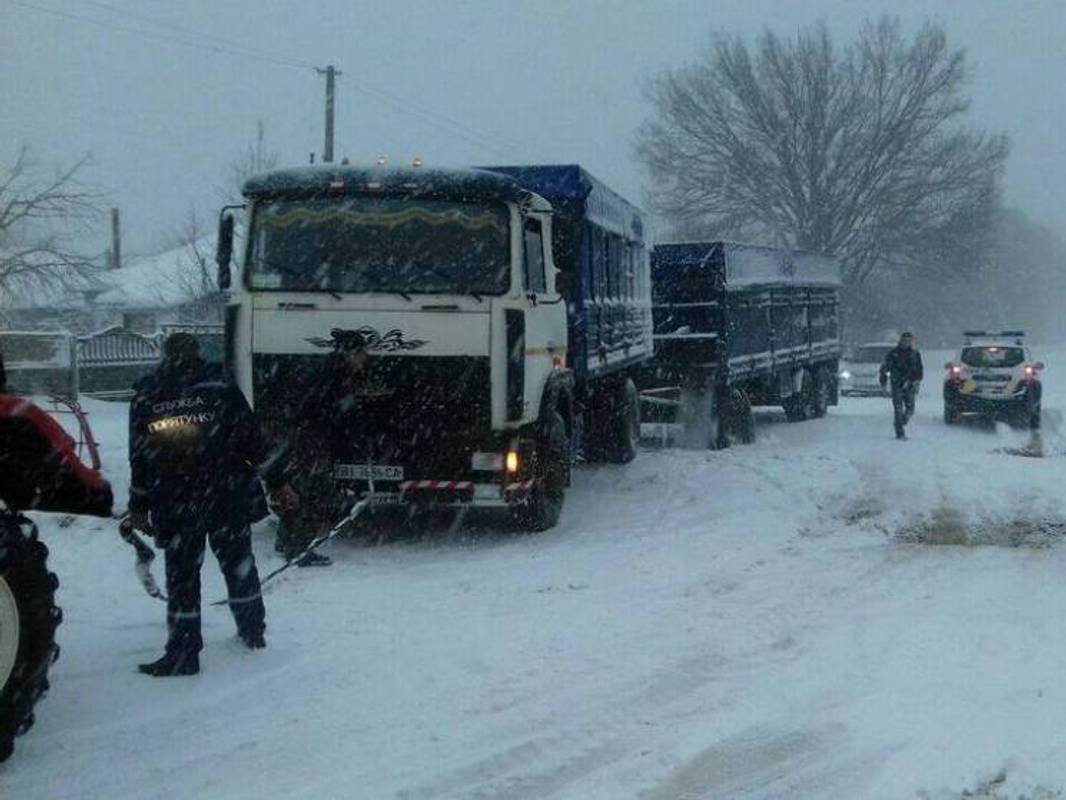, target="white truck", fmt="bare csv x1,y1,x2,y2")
215,164,652,531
